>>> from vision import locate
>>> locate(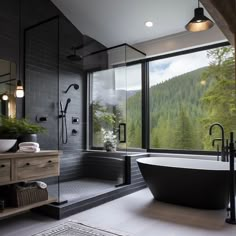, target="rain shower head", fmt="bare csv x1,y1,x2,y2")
67,47,83,61
64,83,79,93
67,54,82,61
